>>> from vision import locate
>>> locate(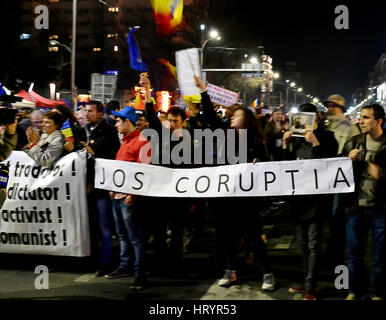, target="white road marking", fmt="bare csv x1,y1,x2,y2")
73,274,96,283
